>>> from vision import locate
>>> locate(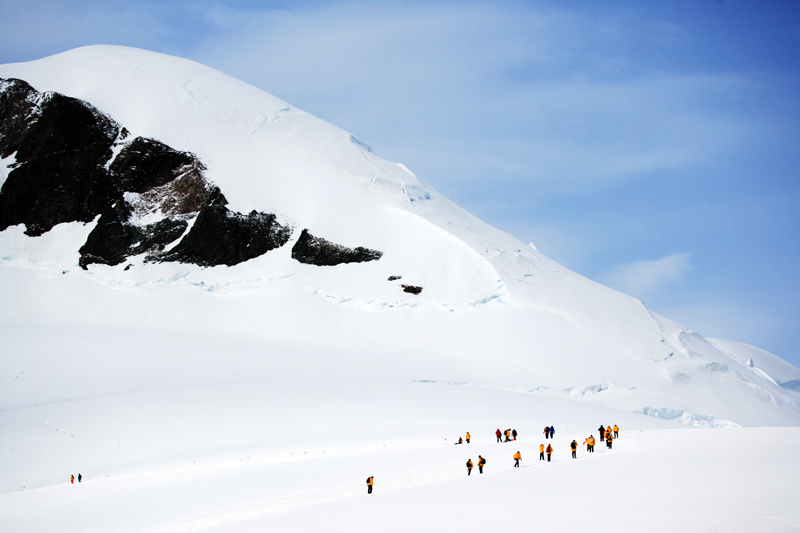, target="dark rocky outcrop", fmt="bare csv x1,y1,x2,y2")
0,77,295,269
291,229,382,266
0,78,119,236
154,187,292,267
401,284,423,295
